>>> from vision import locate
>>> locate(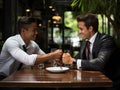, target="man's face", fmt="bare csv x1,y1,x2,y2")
78,21,91,40
24,22,38,41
